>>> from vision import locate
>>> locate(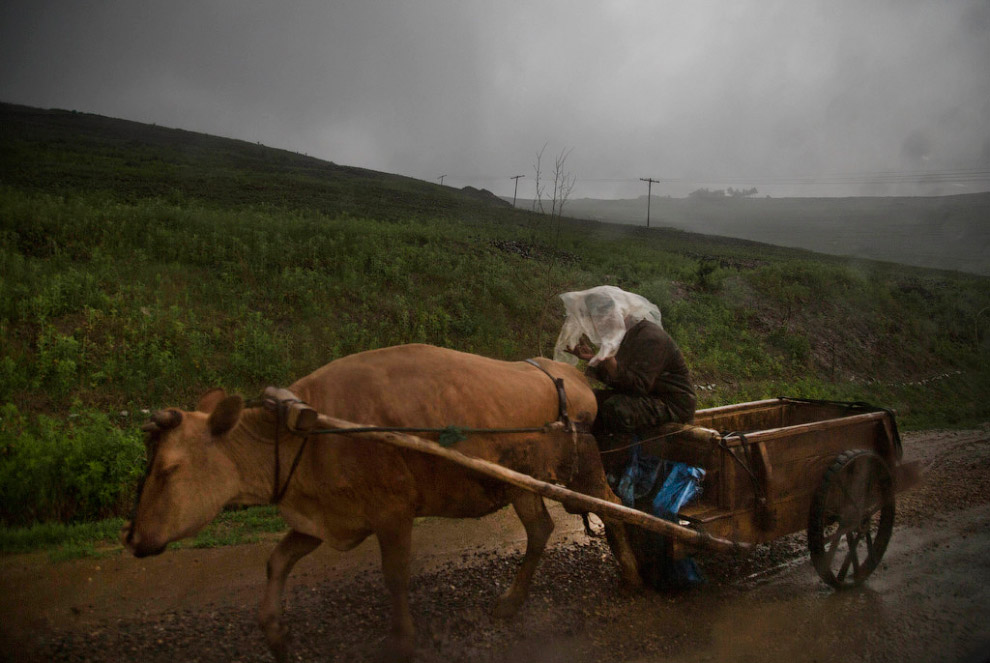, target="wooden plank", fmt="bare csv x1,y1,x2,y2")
726,410,888,448
693,398,780,421
678,503,731,523
679,490,819,544
694,401,785,433
722,418,889,465
719,454,825,513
